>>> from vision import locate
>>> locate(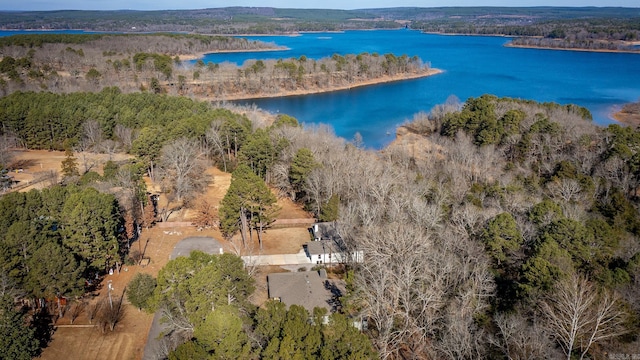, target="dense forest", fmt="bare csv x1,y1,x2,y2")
0,33,432,99
2,88,640,358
